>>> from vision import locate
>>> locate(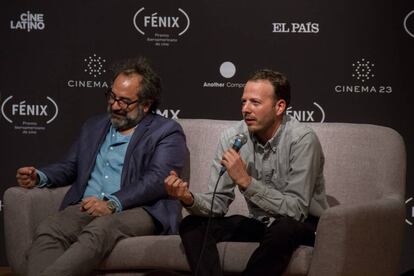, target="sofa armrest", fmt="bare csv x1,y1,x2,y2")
309,196,405,276
3,186,69,274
